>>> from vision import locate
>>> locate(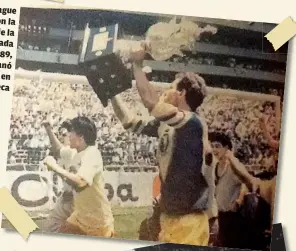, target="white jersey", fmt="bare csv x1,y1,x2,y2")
57,146,77,194
59,146,114,230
